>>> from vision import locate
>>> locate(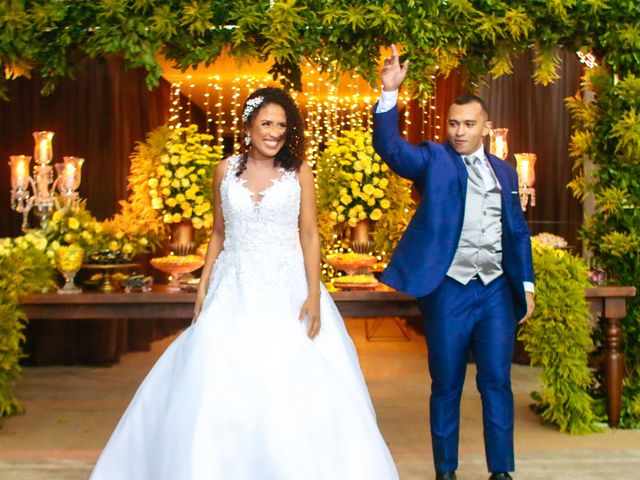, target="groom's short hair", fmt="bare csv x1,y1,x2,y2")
453,94,489,117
